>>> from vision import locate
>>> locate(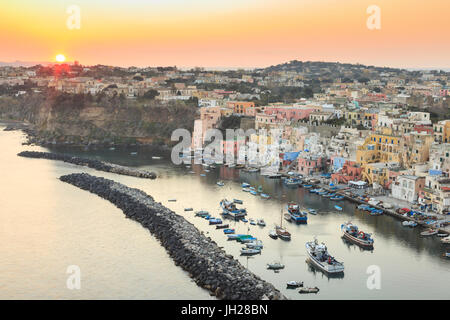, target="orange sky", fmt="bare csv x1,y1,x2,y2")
1,0,449,69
